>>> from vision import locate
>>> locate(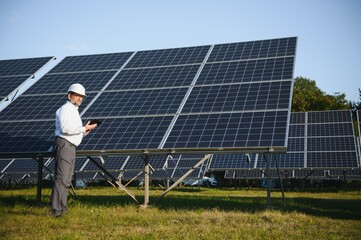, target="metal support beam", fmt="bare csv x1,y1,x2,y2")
155,154,212,201
87,156,139,204
37,156,44,204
